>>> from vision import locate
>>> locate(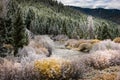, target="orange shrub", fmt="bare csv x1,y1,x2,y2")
34,57,80,79
34,58,62,79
